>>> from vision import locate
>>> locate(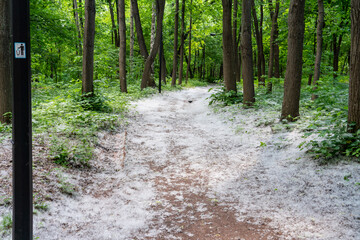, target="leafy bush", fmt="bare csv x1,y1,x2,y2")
208,87,243,106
